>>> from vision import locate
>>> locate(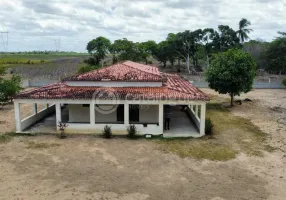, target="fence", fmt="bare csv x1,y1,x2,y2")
23,79,285,89
192,80,285,89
